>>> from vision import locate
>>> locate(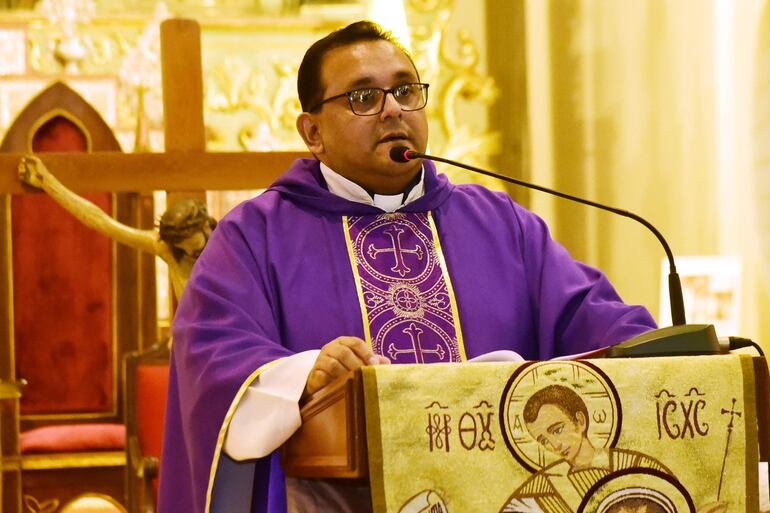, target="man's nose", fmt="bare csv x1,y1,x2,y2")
380,92,403,118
